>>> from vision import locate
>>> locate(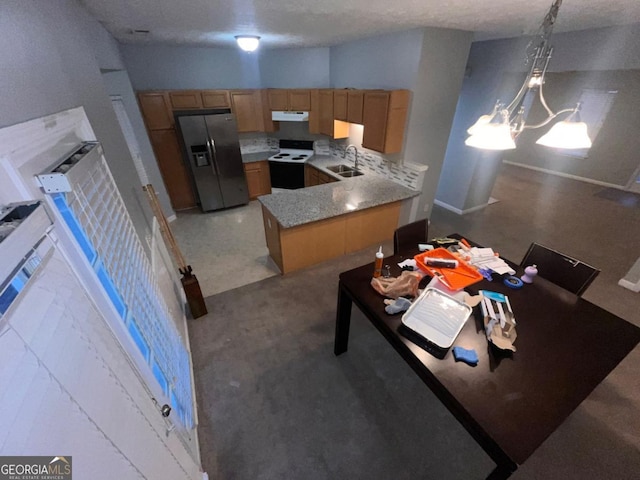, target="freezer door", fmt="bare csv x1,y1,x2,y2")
177,115,225,211
205,114,249,208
